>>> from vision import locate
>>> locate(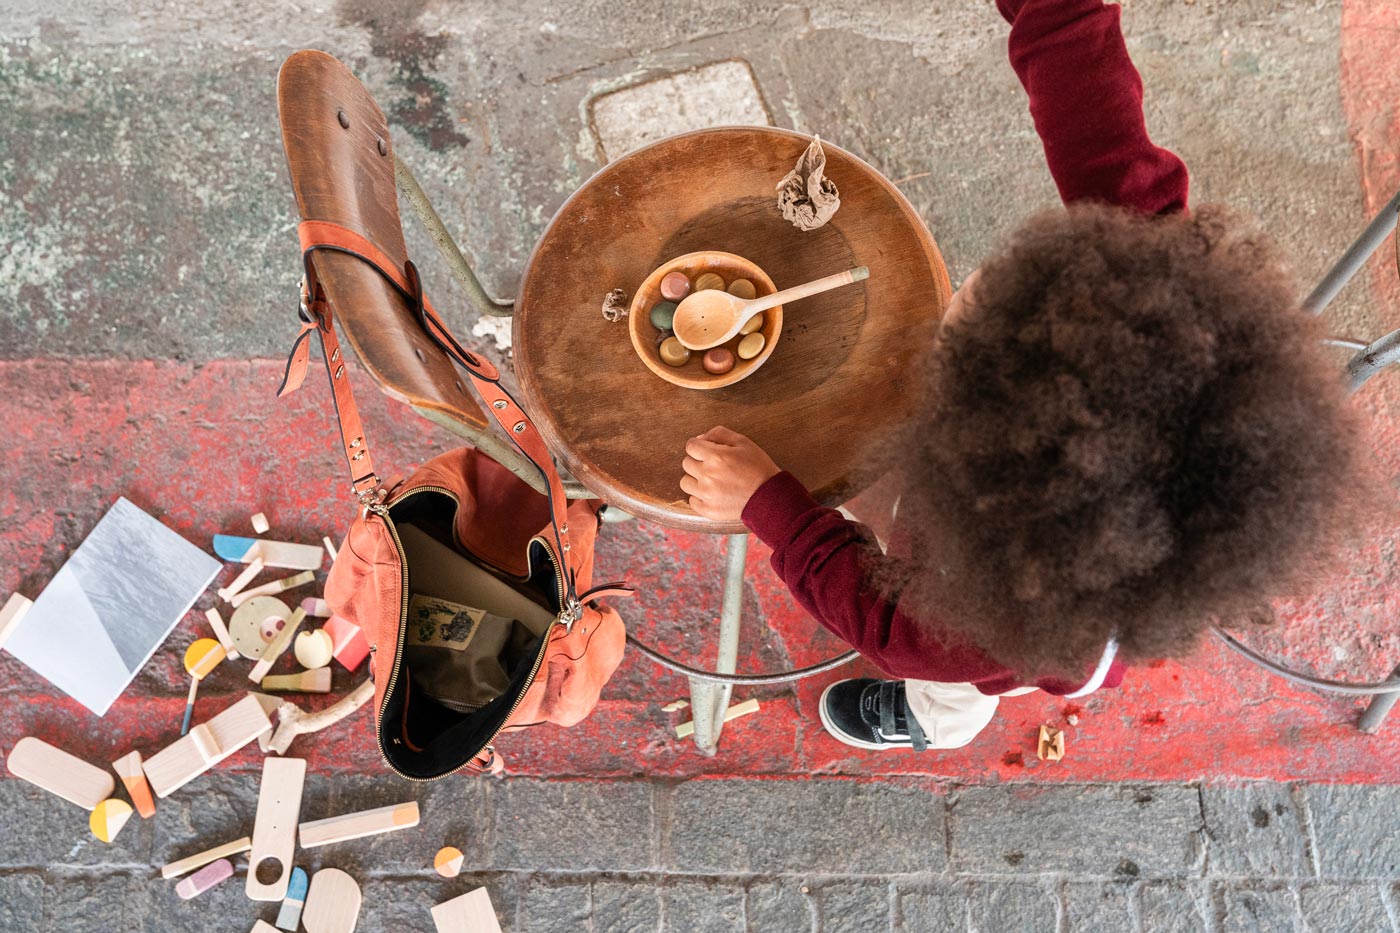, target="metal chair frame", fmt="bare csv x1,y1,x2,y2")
394,153,1400,746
